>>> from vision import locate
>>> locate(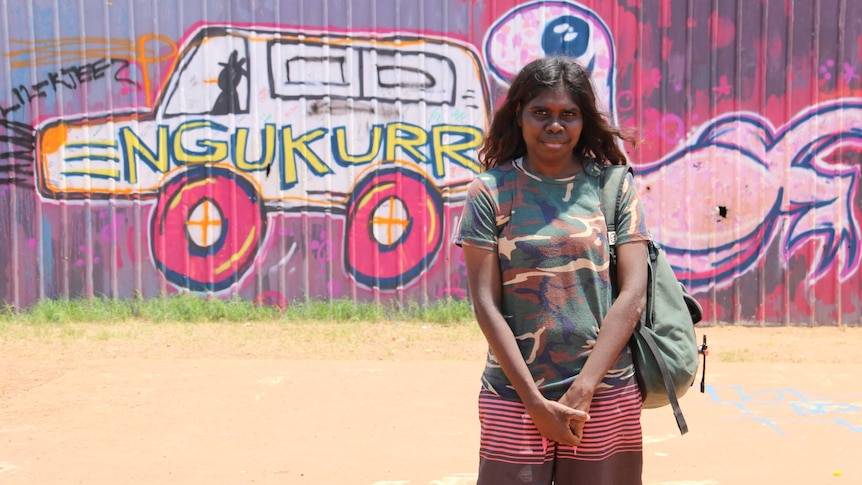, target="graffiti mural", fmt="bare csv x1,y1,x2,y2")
637,100,861,293
32,25,489,292
0,0,860,324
